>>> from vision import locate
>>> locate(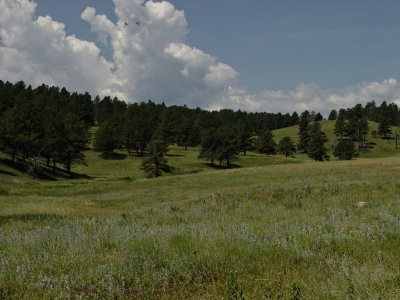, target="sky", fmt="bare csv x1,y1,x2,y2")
1,0,400,114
